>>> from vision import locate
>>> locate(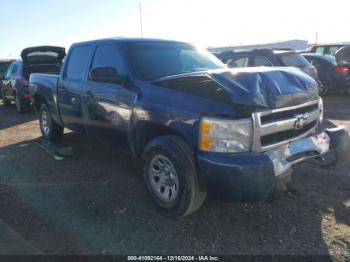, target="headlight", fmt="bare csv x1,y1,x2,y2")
199,117,253,153
319,97,324,123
